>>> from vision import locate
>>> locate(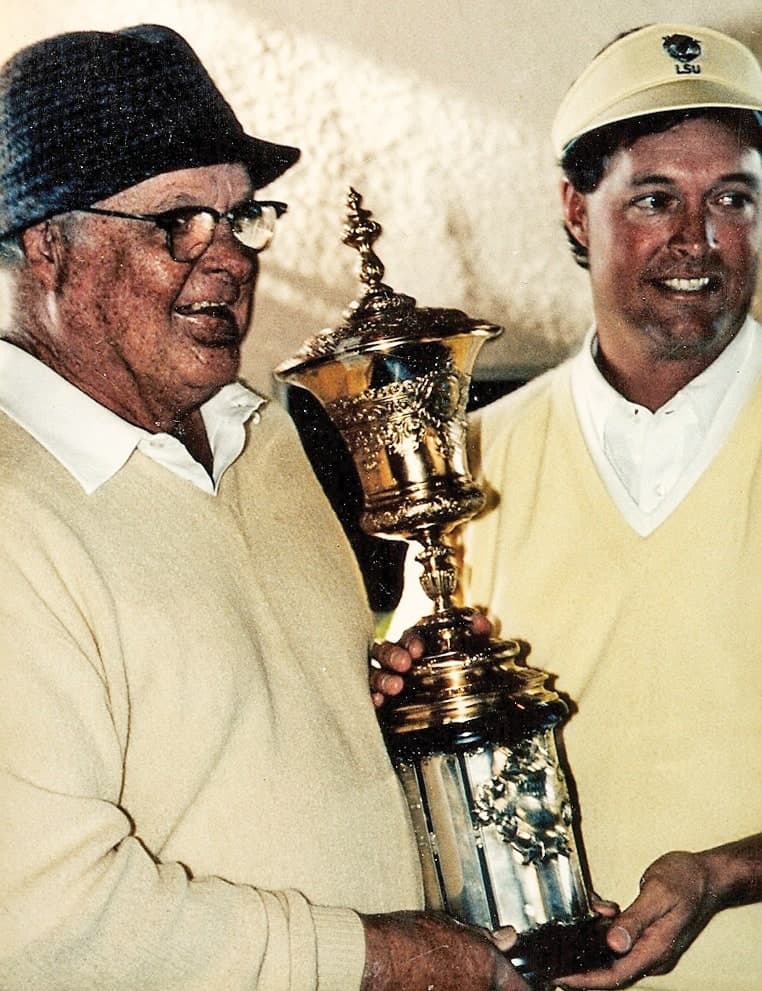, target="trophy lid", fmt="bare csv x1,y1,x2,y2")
275,188,502,377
